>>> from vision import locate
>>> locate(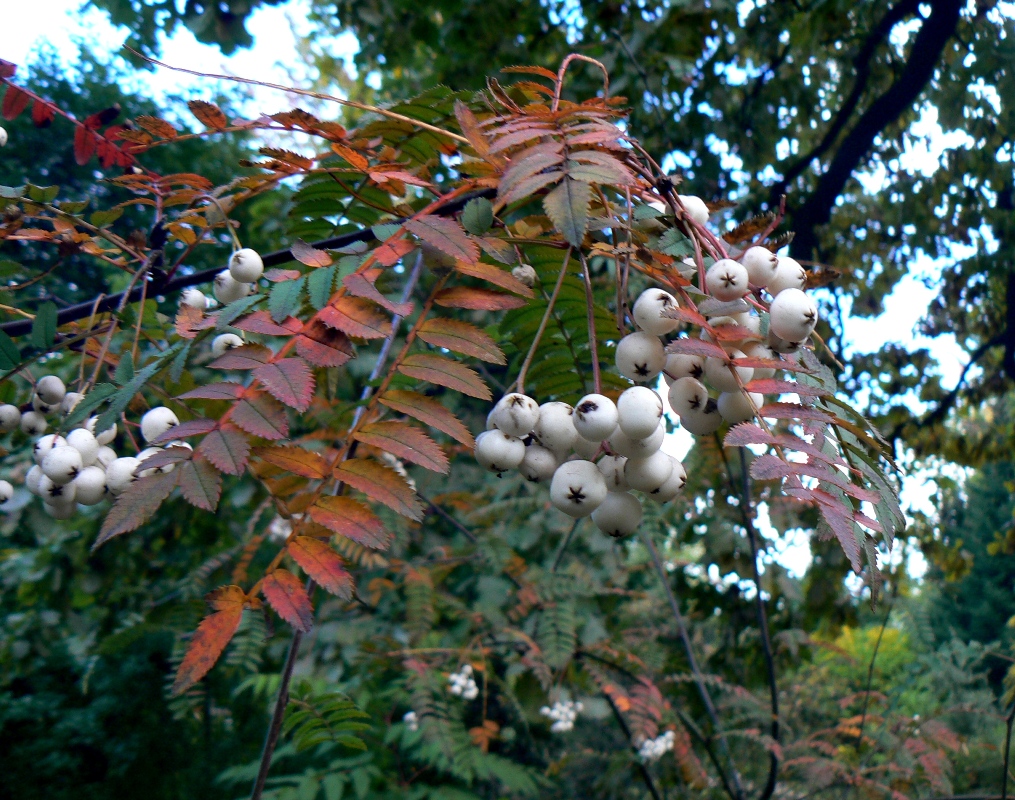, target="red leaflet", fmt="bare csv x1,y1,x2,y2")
148,418,218,446
209,344,273,370
306,496,391,550
291,239,333,267
287,536,353,599
744,378,829,398
378,390,475,447
398,353,491,400
373,235,415,267
178,456,222,511
343,272,413,317
262,569,314,632
232,392,289,440
334,458,425,520
197,425,250,475
355,421,449,474
177,382,245,401
171,586,246,694
454,260,535,298
664,338,729,360
1,85,30,120
417,318,506,364
233,310,302,336
434,286,527,311
296,319,354,368
92,471,179,550
253,357,315,412
73,127,98,166
319,297,392,339
404,215,479,264
254,445,329,479
31,100,55,128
